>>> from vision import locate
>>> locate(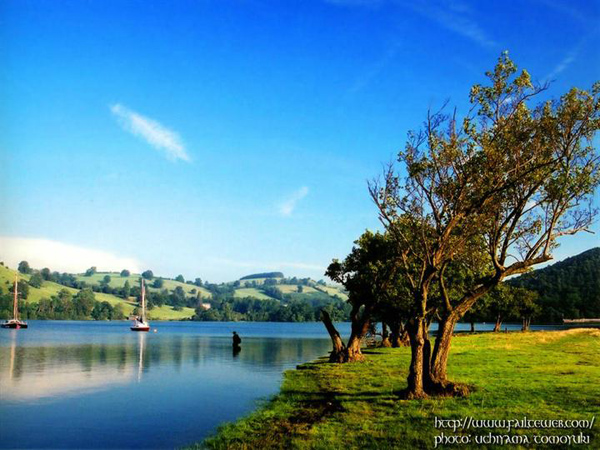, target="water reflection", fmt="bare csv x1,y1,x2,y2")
1,331,135,401
0,322,333,448
137,332,145,383
0,331,329,403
